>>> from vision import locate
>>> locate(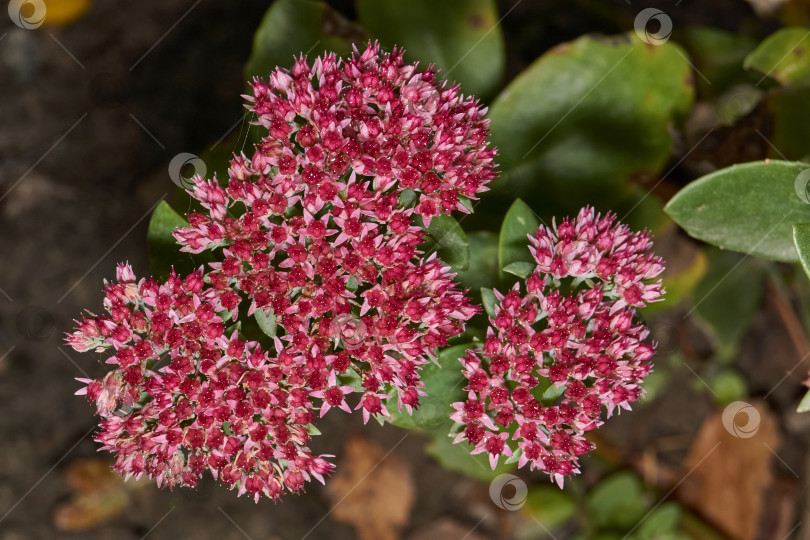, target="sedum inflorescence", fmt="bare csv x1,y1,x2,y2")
67,42,496,501
451,207,664,486
66,42,664,501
